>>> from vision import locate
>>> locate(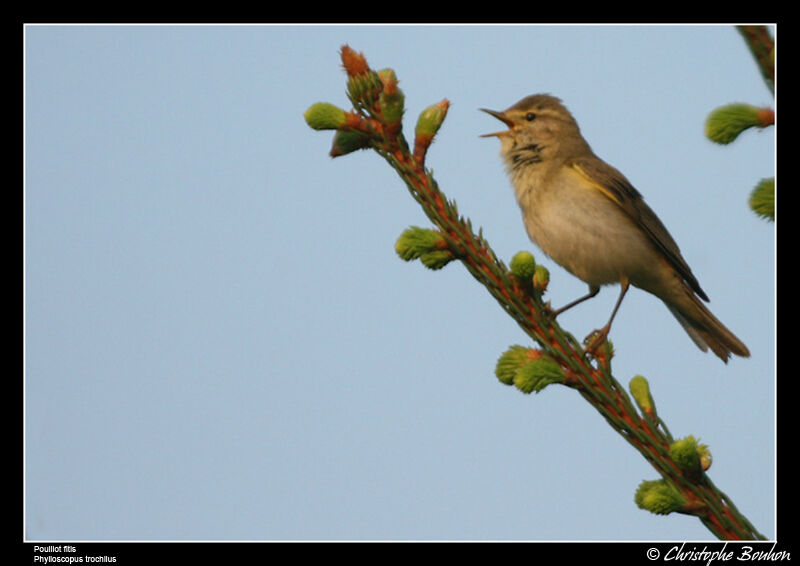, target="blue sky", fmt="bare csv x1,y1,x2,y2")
24,24,775,541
